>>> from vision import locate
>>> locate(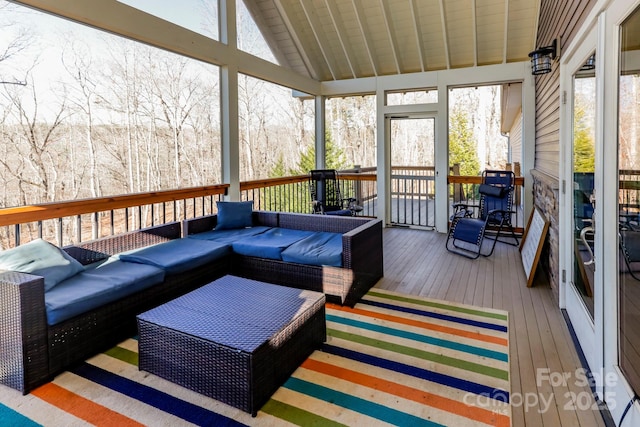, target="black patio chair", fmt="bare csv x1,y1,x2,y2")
446,170,519,259
309,169,362,216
